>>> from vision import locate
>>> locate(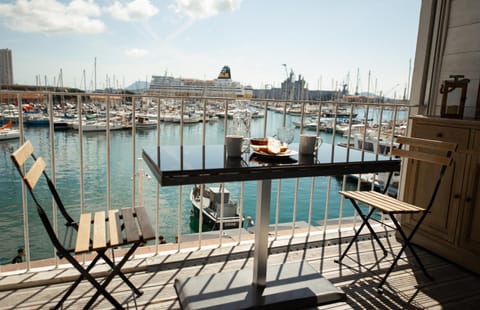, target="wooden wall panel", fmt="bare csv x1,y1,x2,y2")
444,23,480,54
449,0,480,27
